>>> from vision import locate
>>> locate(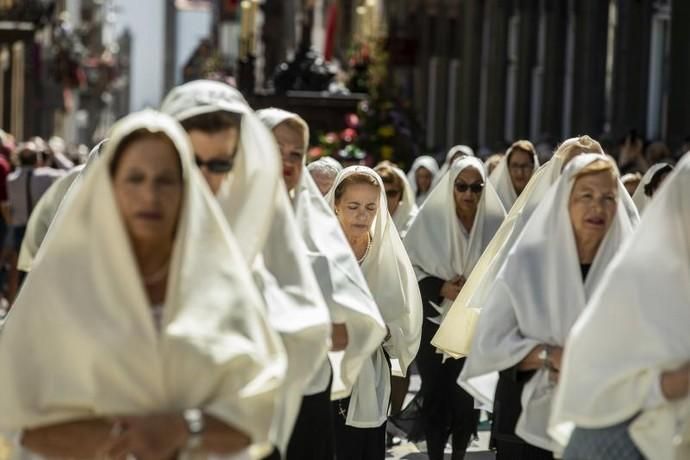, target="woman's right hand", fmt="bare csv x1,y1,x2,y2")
22,419,120,459
331,323,349,351
661,362,690,401
440,276,465,301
